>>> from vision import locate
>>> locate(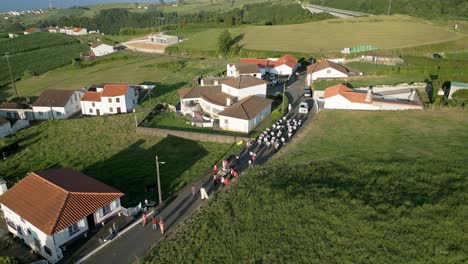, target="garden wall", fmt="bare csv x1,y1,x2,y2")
136,127,252,143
